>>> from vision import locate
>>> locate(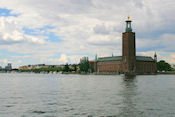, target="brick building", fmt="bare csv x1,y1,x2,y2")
91,17,157,74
